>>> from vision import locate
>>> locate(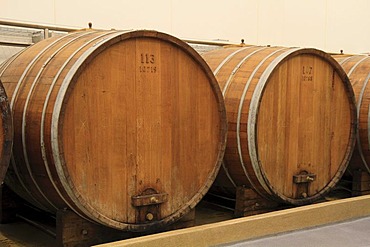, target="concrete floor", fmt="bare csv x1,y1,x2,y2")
225,216,370,247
